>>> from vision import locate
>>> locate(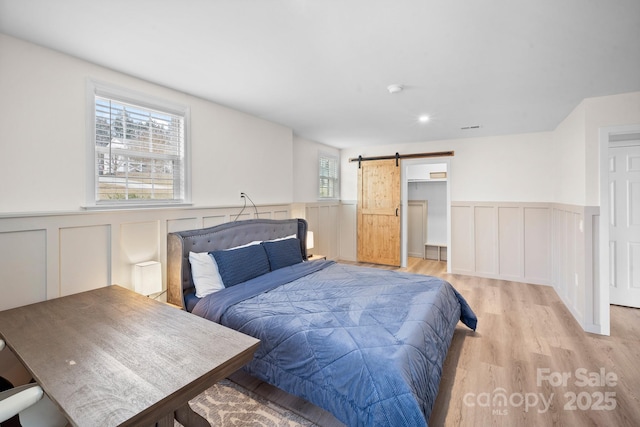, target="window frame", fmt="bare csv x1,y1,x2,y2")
85,80,191,209
318,151,339,200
